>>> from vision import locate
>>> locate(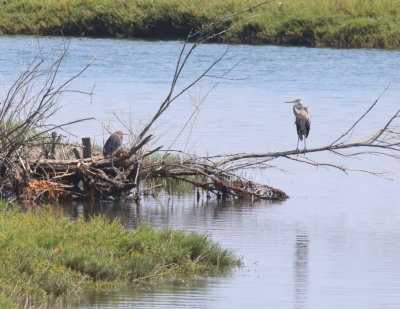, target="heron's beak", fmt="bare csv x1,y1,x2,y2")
283,100,296,103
